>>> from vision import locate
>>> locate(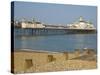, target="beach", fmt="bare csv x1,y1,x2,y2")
11,49,97,74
